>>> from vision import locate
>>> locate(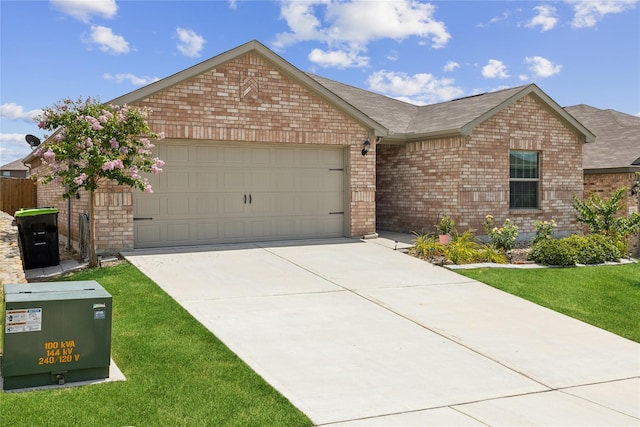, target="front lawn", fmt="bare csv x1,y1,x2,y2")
1,262,312,427
457,262,640,343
